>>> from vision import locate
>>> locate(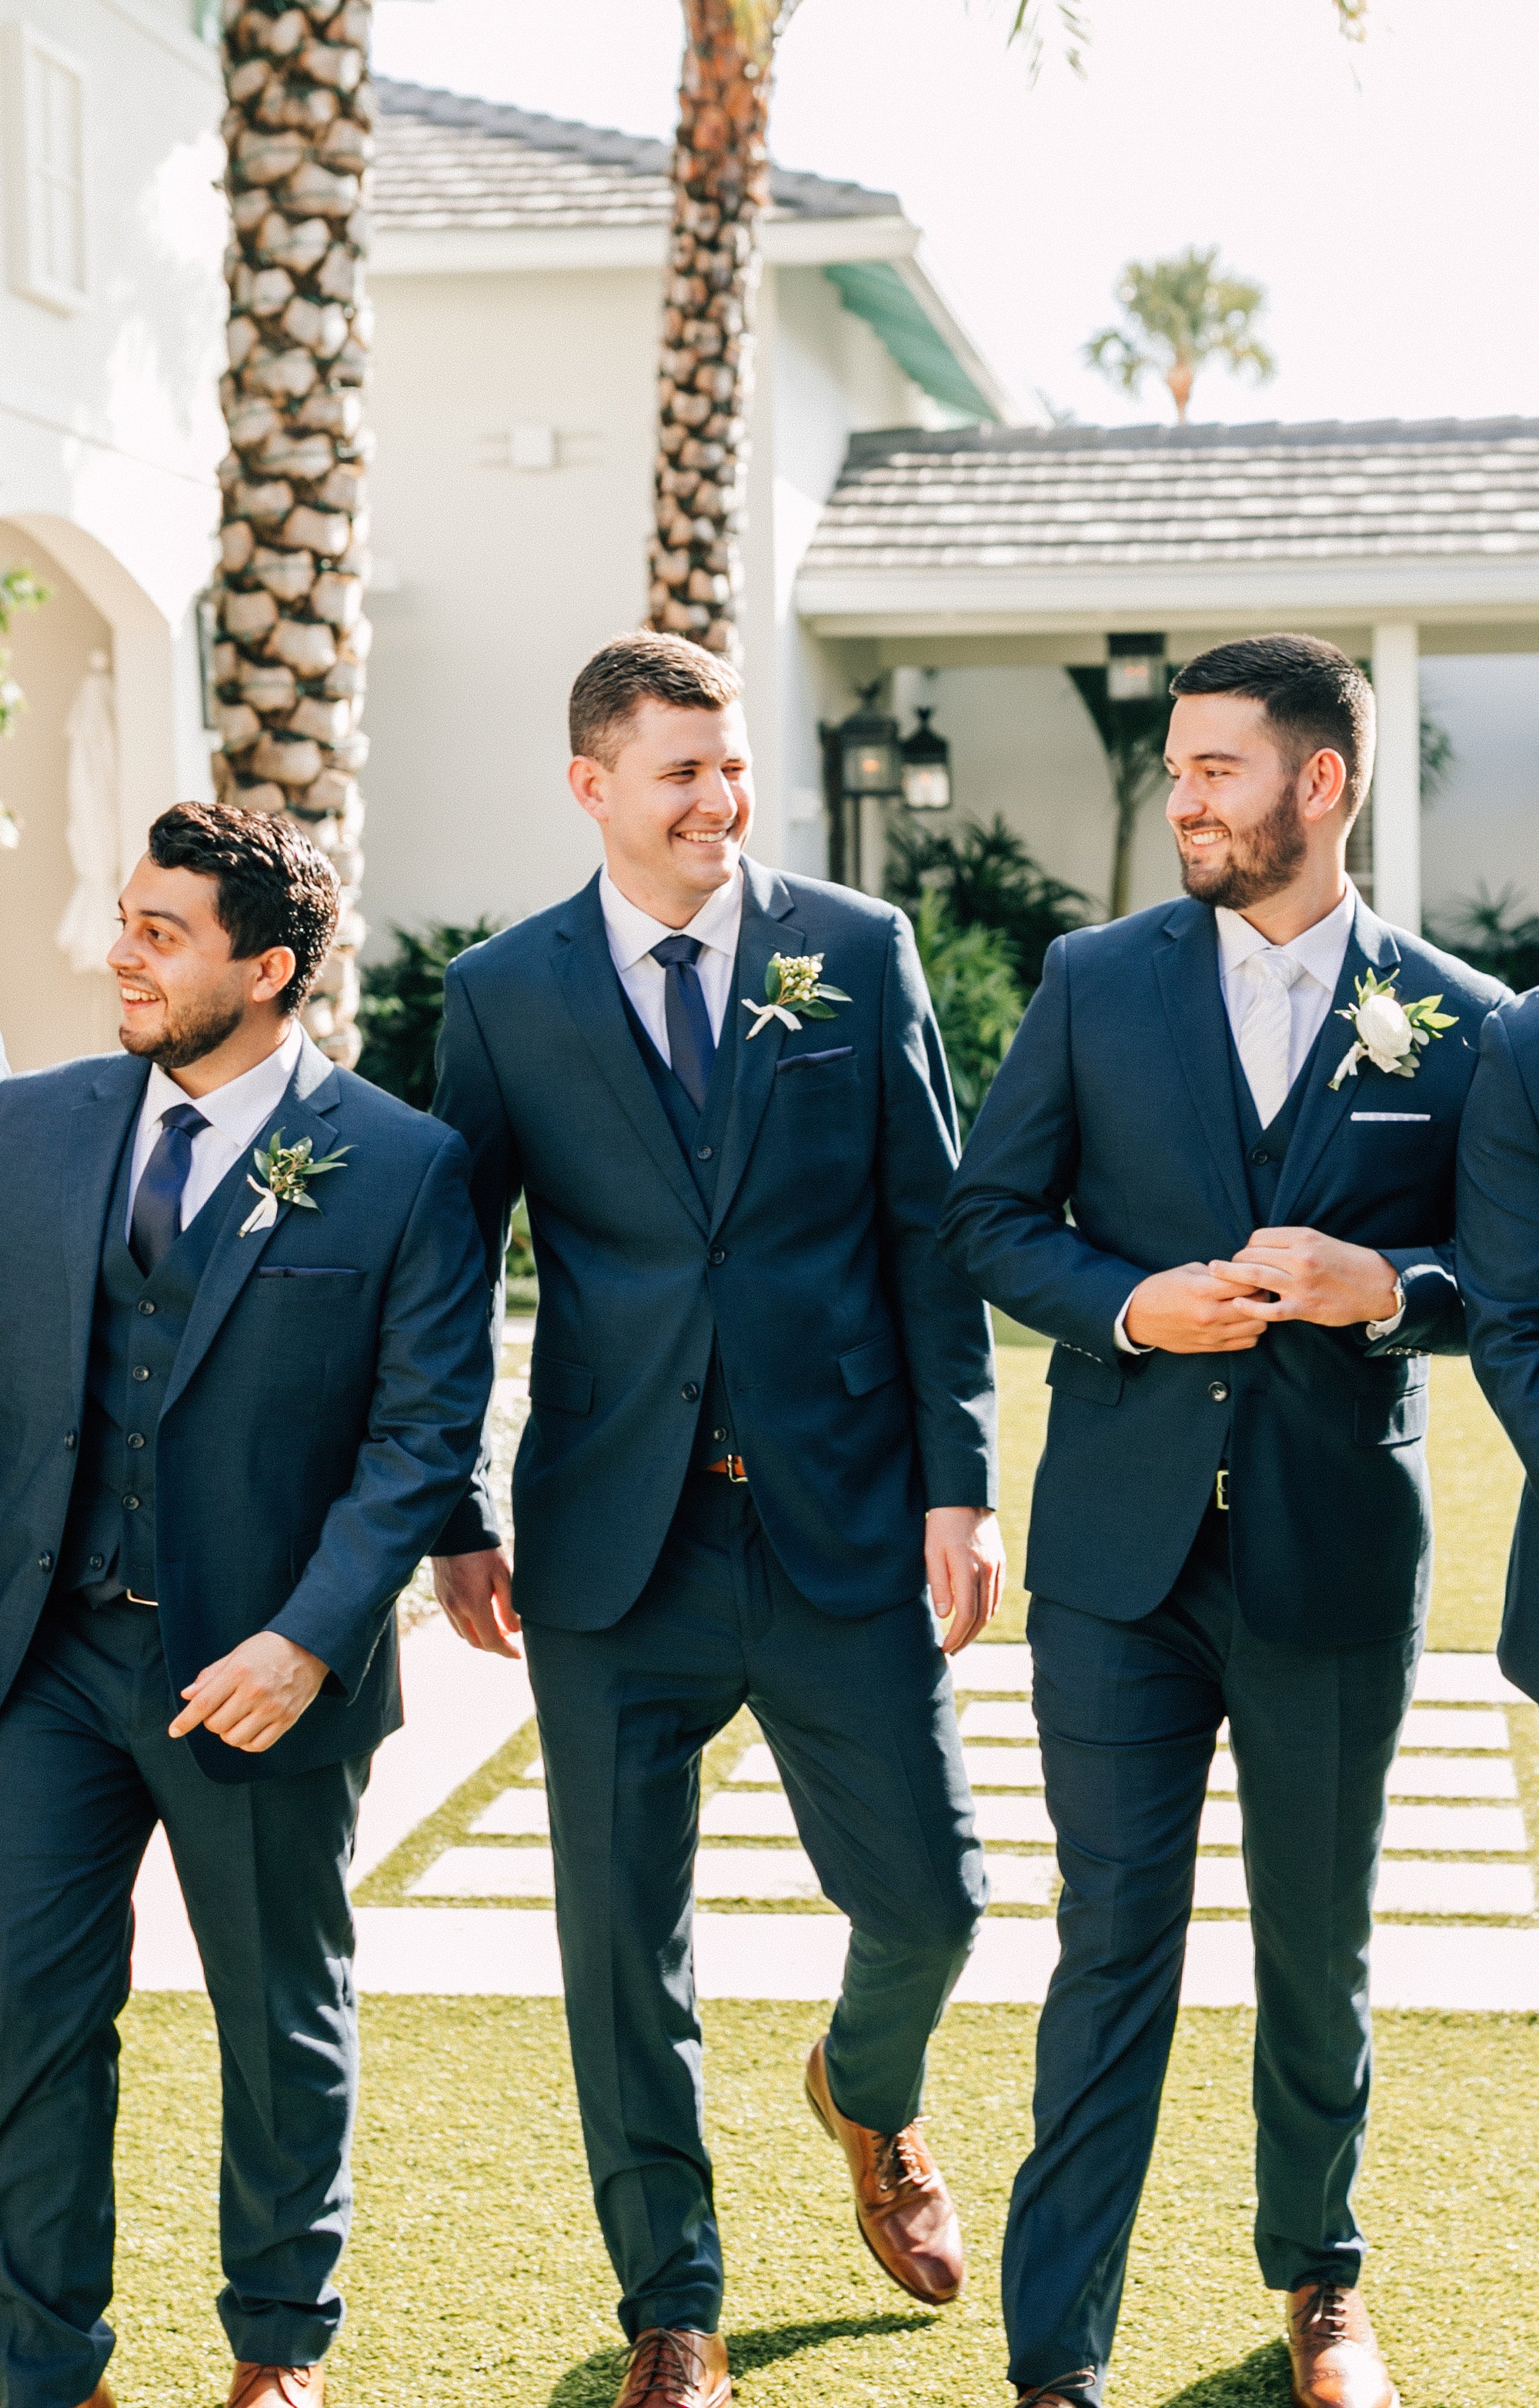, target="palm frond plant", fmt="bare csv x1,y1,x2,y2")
1085,246,1275,424
906,890,1026,1139
1425,888,1539,996
1063,667,1170,922
887,814,1091,994
356,918,501,1110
